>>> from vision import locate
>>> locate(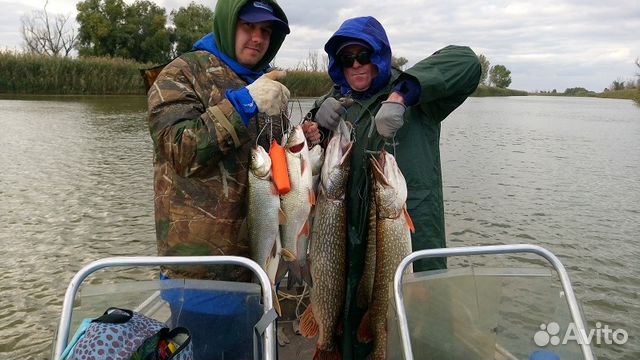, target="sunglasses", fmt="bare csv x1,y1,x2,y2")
339,51,372,68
